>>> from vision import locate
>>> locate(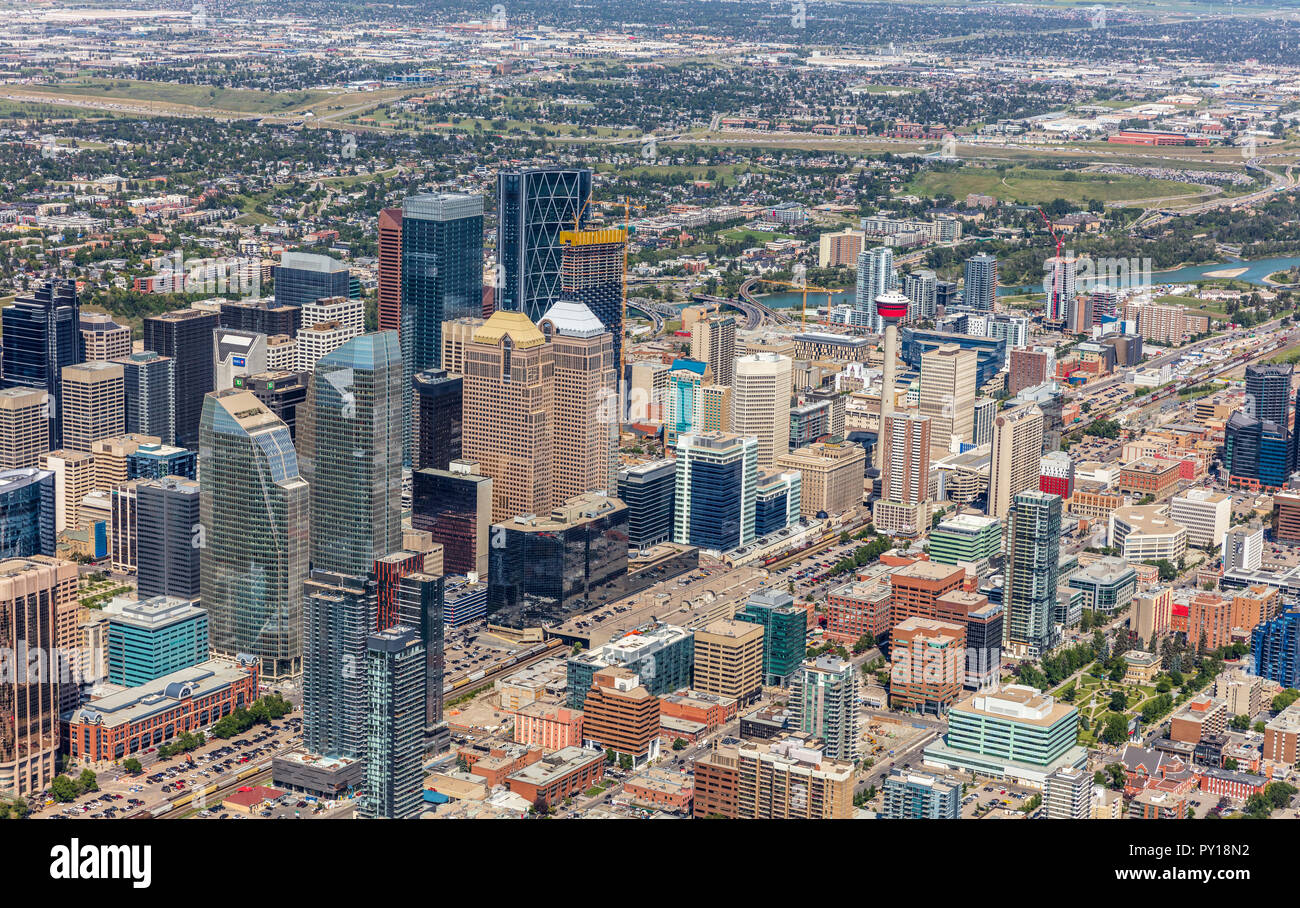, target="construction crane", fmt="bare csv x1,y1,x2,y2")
1037,206,1065,319
754,277,838,326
